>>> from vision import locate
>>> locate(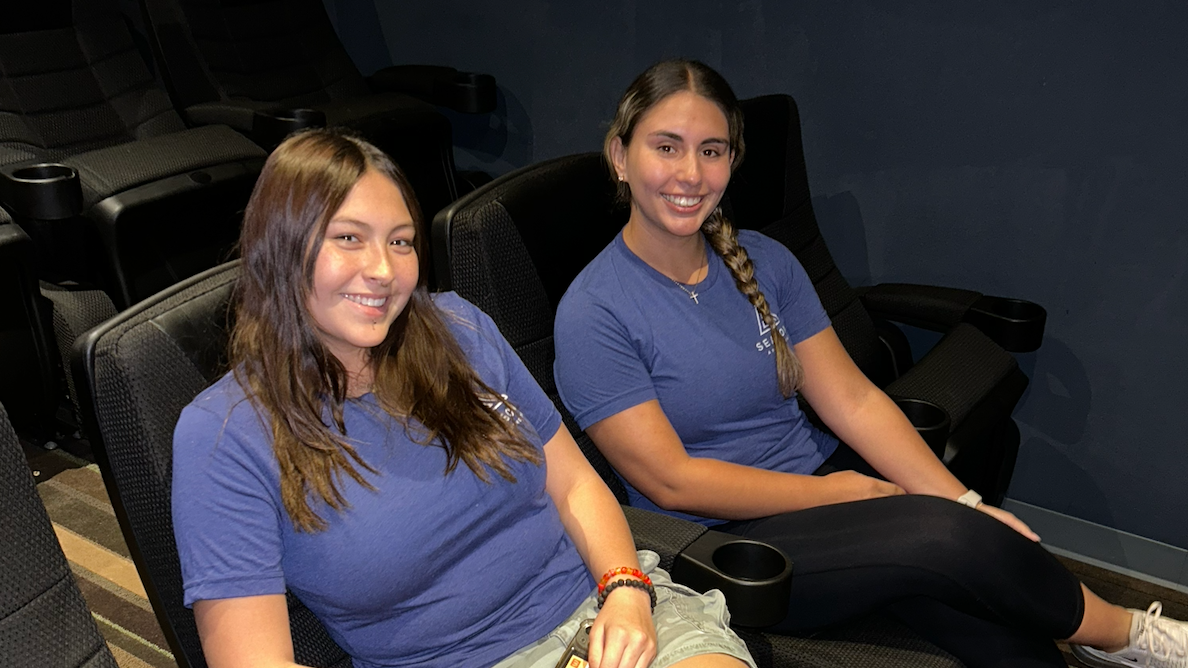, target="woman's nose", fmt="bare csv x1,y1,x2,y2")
364,243,394,283
676,152,702,184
